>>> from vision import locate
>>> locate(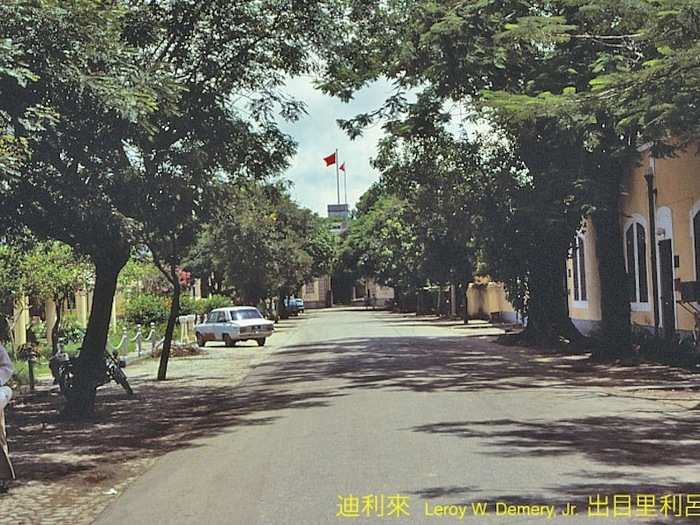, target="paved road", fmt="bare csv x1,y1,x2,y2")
95,309,700,525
